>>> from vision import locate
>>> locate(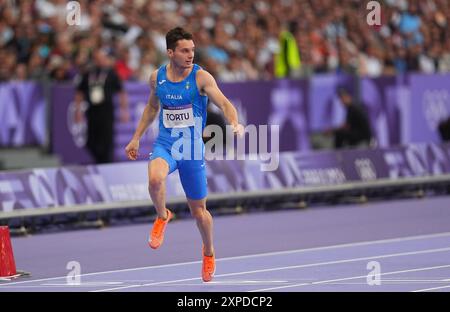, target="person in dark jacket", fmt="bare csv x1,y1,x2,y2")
333,87,373,149
75,48,129,163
